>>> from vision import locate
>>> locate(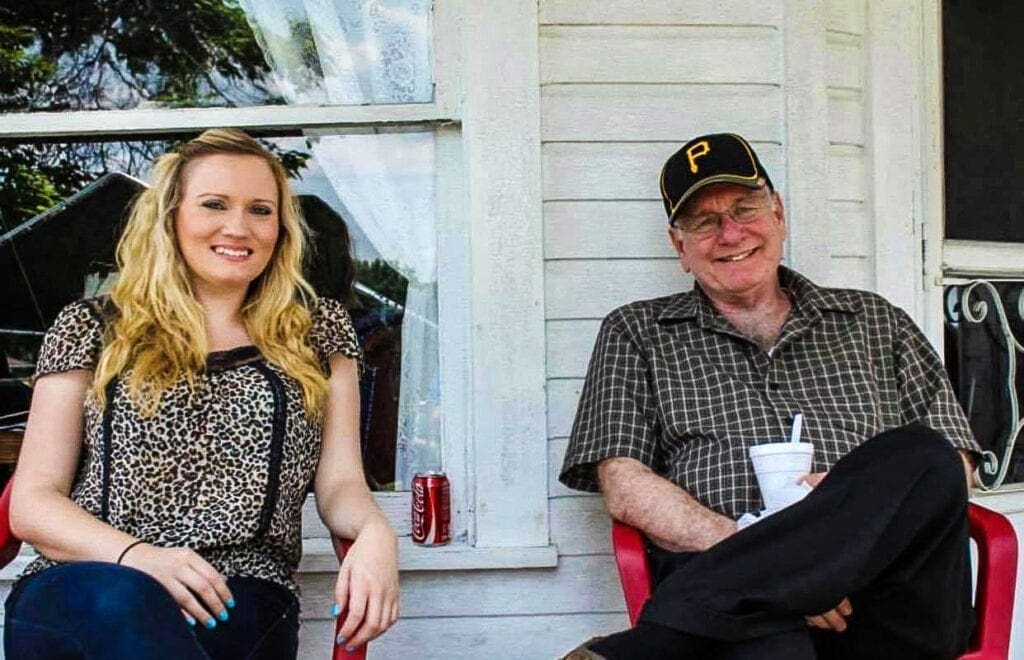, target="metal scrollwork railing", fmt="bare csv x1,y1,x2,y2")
946,280,1024,490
